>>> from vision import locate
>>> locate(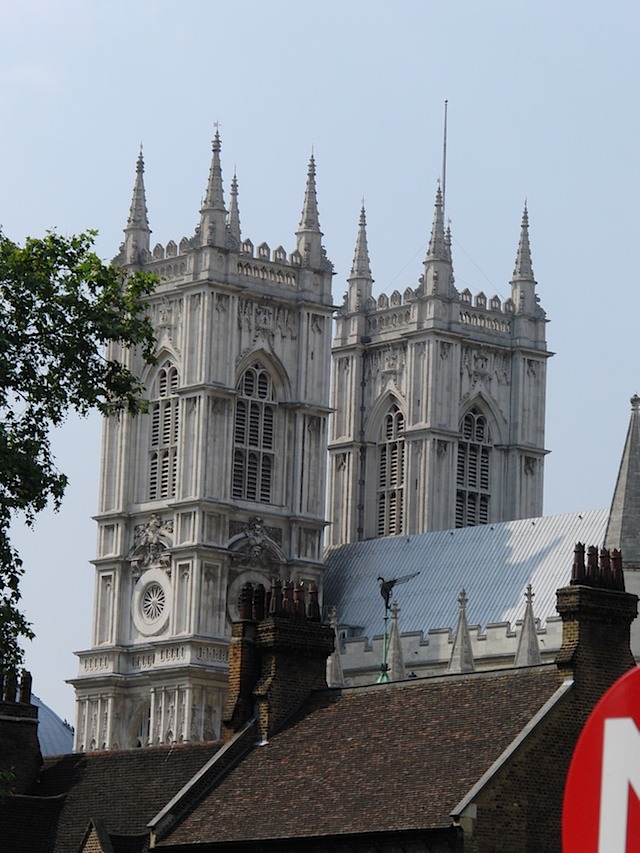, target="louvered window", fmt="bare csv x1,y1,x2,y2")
456,408,491,528
149,363,180,500
232,364,276,503
376,404,405,537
